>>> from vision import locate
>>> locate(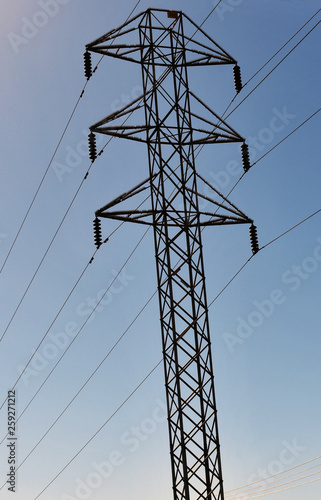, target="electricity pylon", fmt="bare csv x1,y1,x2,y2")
85,9,258,500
